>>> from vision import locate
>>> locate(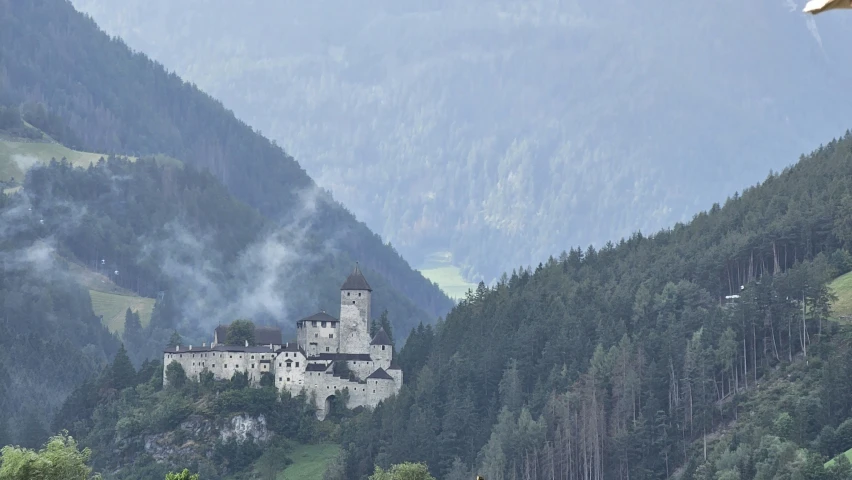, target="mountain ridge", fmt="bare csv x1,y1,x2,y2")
0,0,454,322
68,0,852,282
